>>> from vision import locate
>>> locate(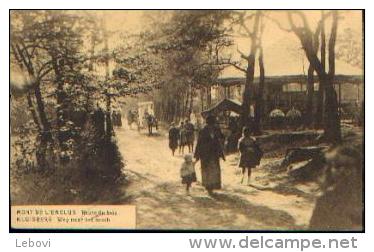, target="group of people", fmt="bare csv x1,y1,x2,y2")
127,109,158,135
172,115,263,196
168,119,195,156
